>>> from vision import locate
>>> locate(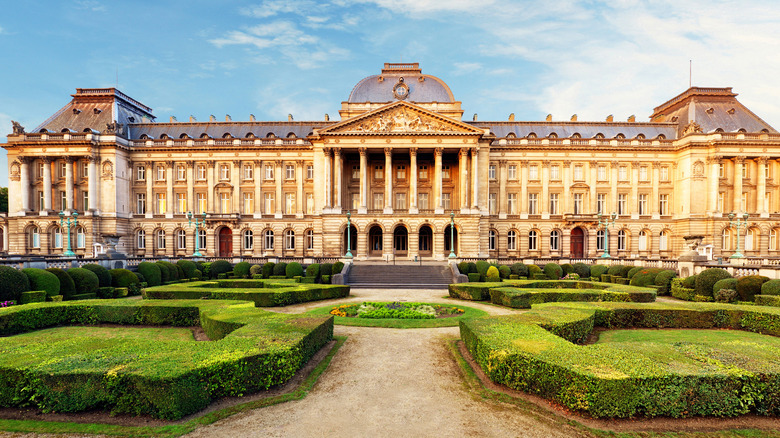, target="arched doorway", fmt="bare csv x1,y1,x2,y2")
343,224,357,256
570,227,584,258
444,224,458,255
418,225,433,257
218,227,233,256
393,226,408,257
368,225,383,257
